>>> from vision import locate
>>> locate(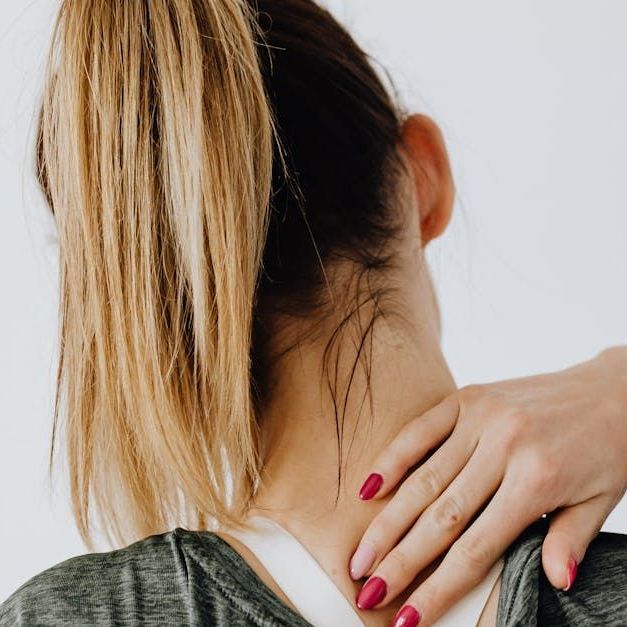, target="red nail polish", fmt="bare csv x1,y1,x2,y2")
356,576,387,610
564,557,578,591
359,473,383,500
393,605,421,627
